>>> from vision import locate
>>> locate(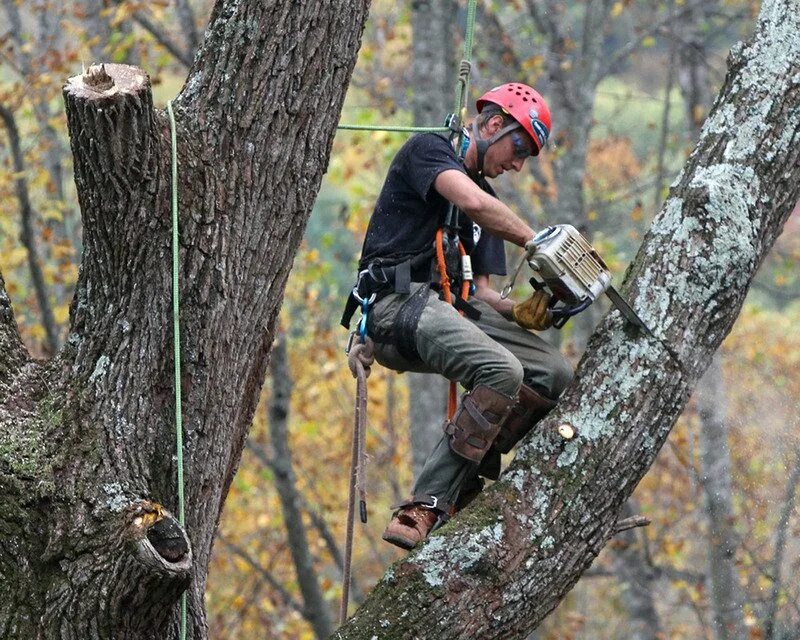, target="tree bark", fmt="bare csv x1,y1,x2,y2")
696,355,747,640
0,1,370,637
334,1,800,636
267,334,333,639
